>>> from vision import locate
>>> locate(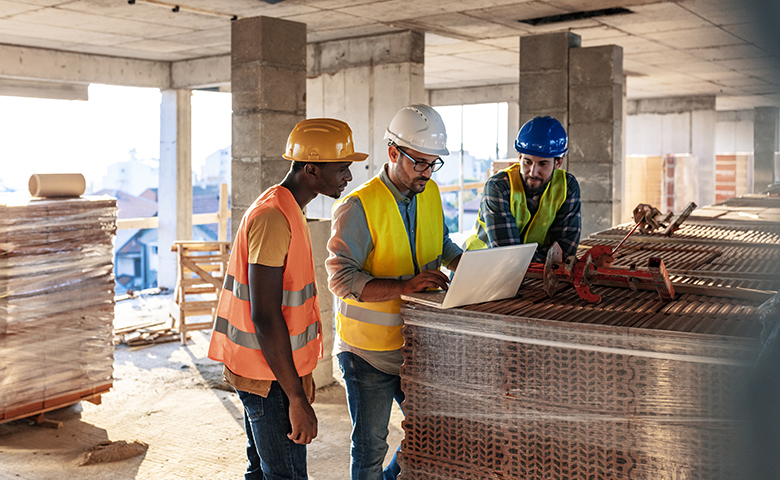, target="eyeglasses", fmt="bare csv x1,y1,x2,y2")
395,146,444,173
